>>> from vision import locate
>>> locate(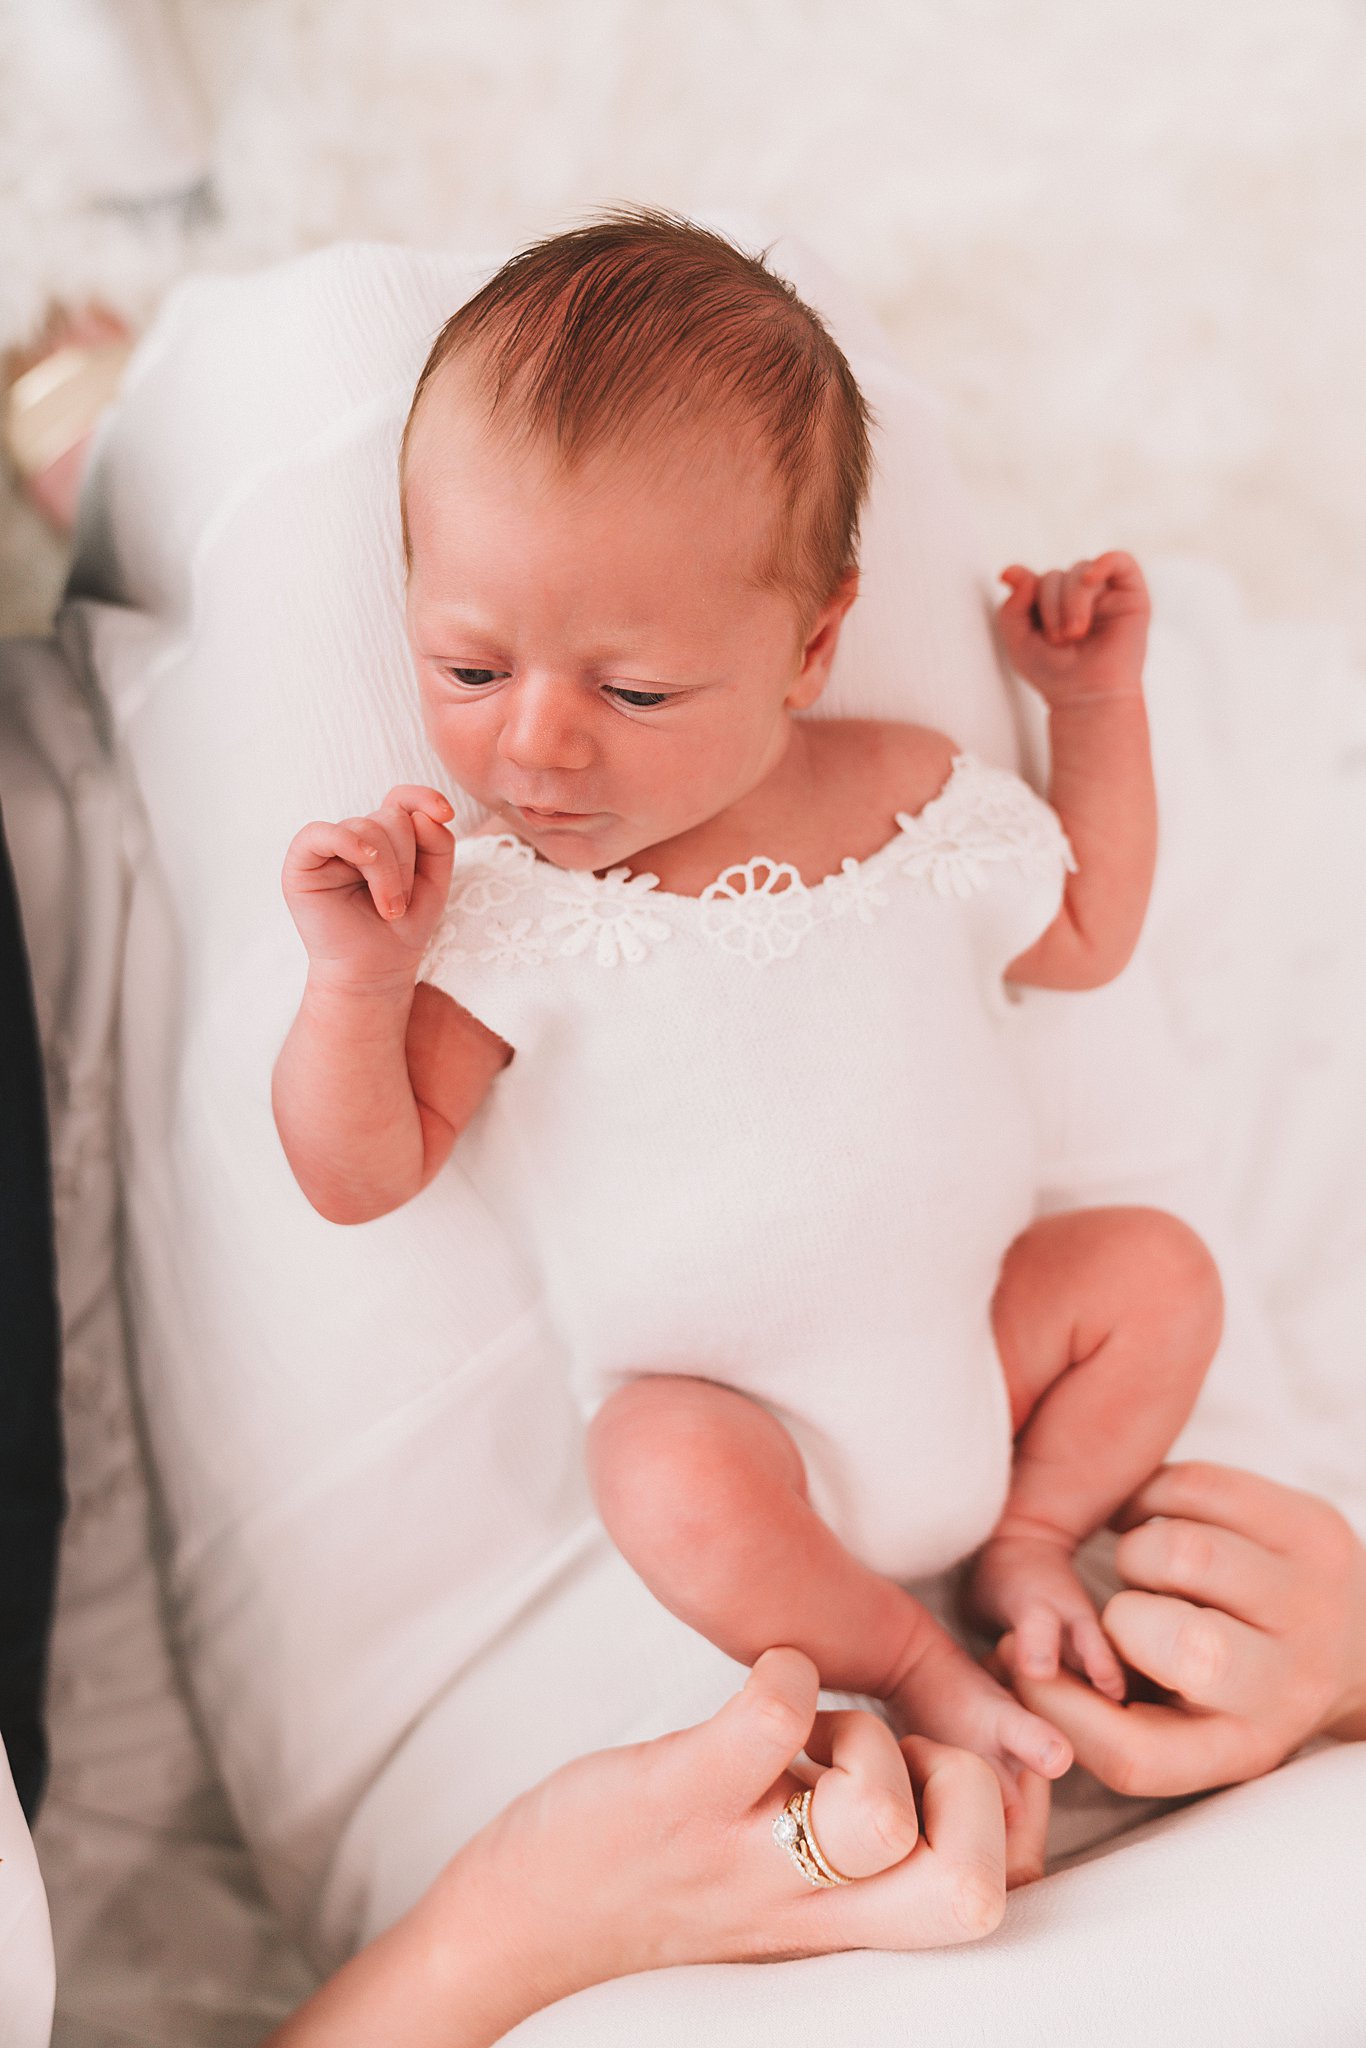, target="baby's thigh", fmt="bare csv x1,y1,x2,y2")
992,1206,1224,1429
585,1374,807,1563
